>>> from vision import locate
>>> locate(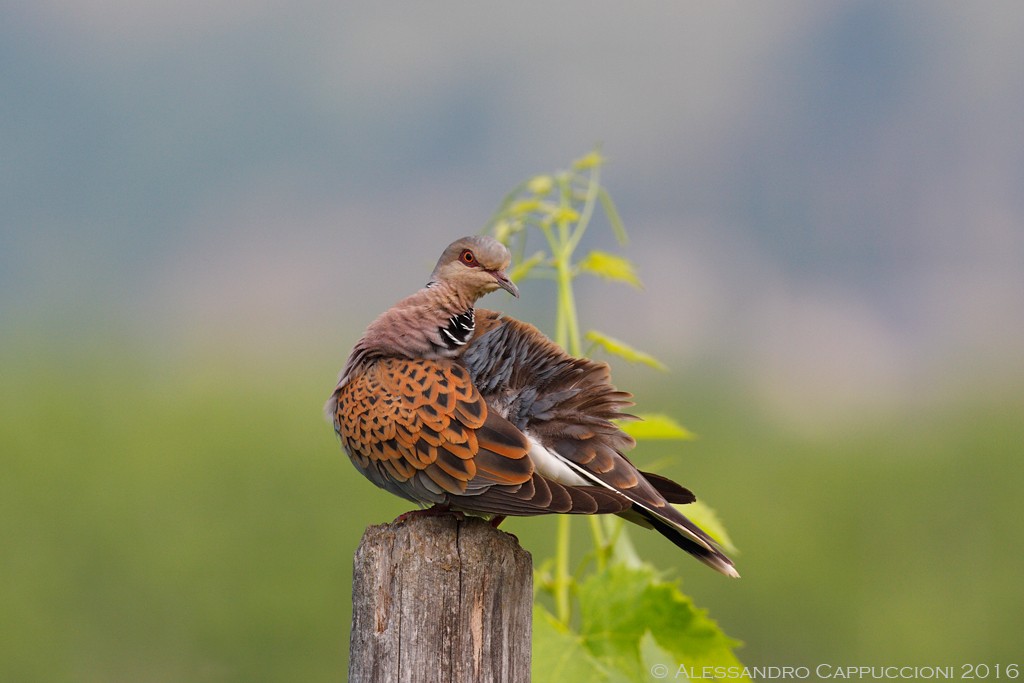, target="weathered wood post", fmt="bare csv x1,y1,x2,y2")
349,515,533,683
